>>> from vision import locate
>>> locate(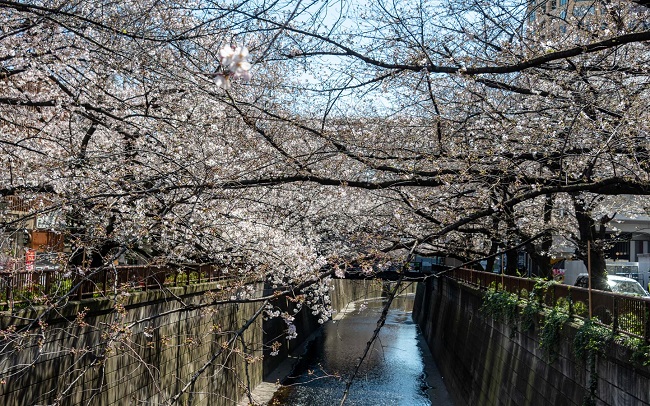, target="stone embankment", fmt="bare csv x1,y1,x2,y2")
413,276,650,405
0,279,386,405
